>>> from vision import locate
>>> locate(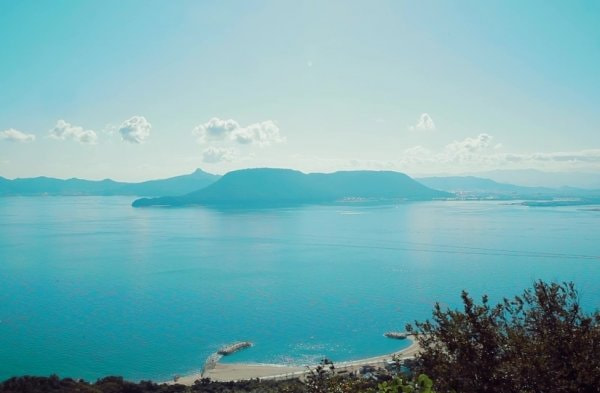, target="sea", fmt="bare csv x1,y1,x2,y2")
0,196,598,382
